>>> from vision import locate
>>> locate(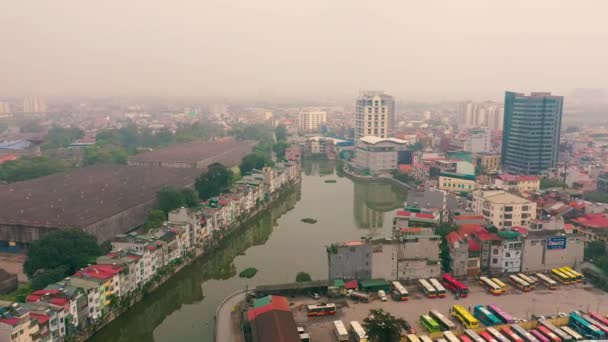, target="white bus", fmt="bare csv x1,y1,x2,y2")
333,320,349,342
429,278,447,297
418,279,437,298
429,309,456,330
443,331,460,342
391,280,409,301
535,273,557,290
407,334,421,342
486,327,511,342
419,335,434,342
349,321,368,342
518,273,537,287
